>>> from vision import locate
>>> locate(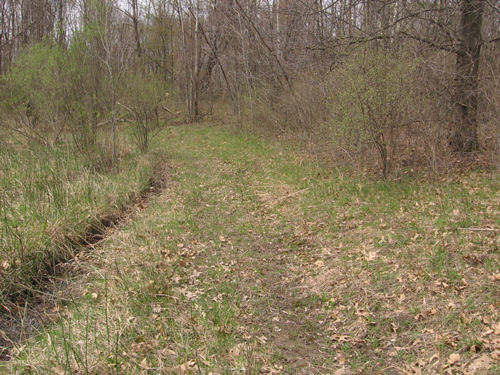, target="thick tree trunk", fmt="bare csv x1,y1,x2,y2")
451,0,485,152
